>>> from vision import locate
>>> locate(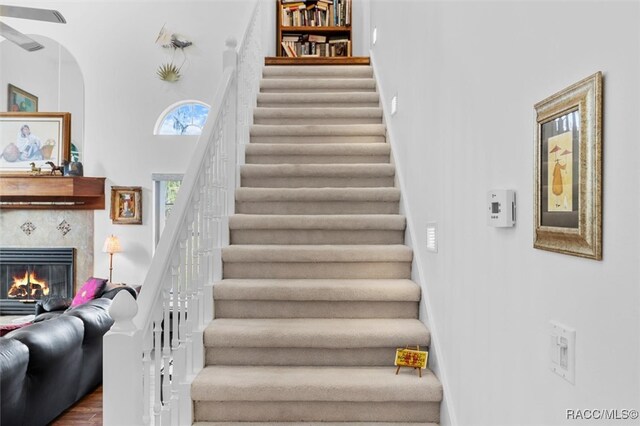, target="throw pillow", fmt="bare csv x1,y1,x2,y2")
70,277,107,308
